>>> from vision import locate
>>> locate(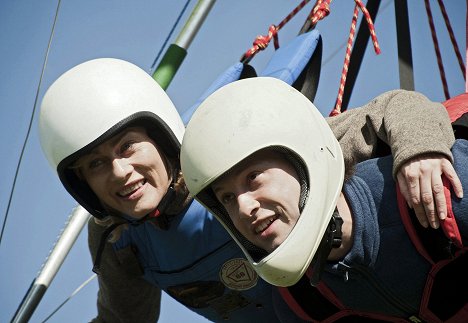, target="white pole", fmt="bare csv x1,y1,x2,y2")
175,0,216,50
12,206,91,323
